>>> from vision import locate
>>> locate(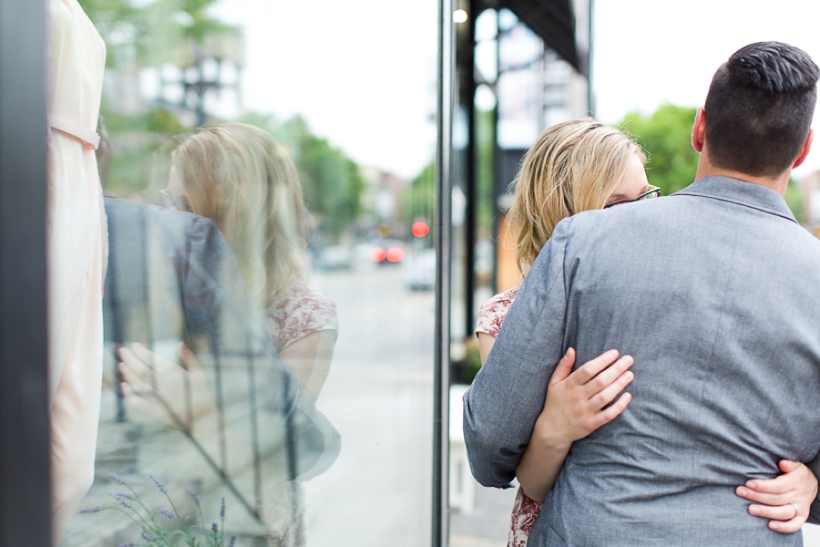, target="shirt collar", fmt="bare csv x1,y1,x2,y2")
673,176,797,224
